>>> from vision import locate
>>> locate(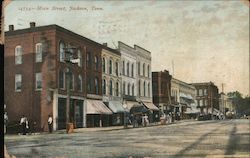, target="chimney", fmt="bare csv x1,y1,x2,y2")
9,25,14,31
30,22,36,28
103,43,107,46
